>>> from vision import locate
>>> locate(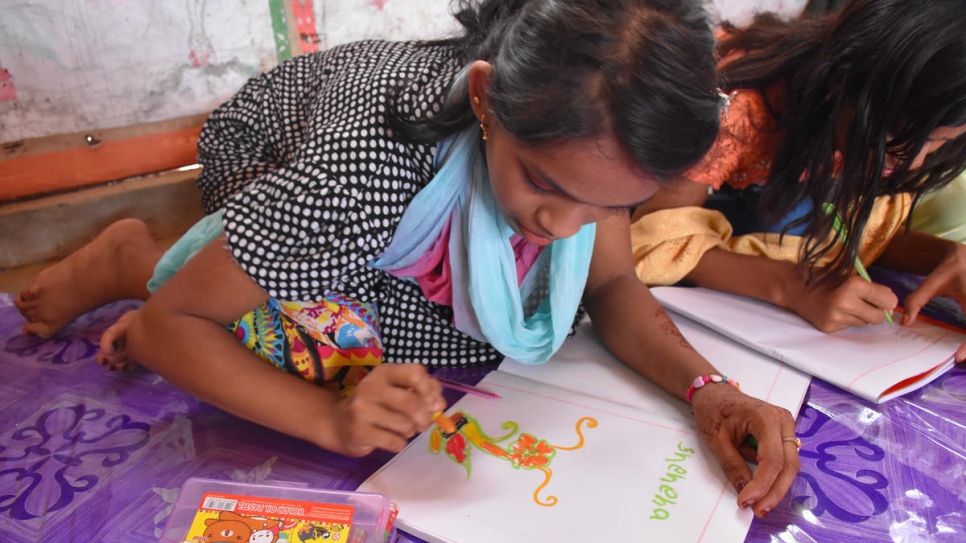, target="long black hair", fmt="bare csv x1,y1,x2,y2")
391,0,722,183
719,0,966,283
